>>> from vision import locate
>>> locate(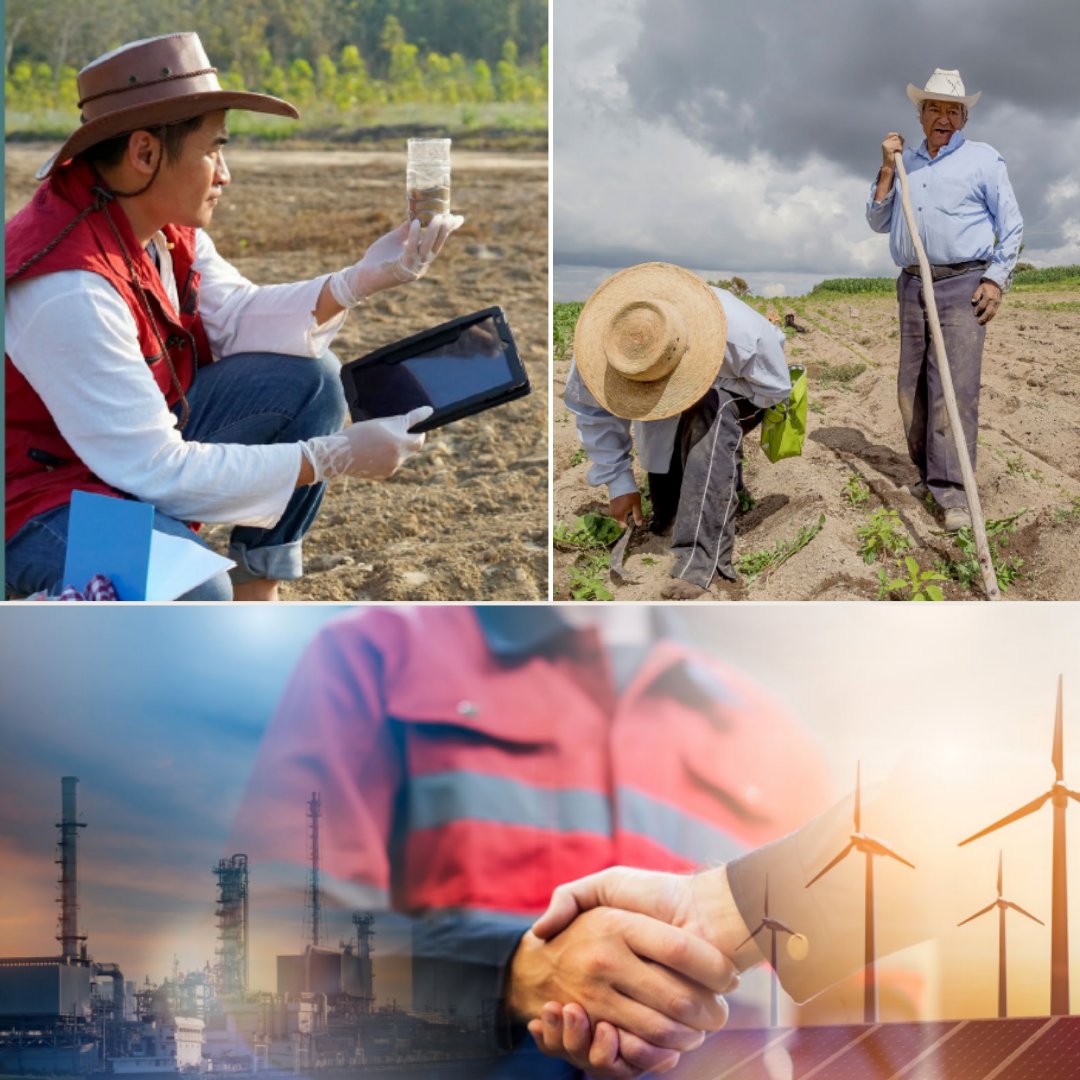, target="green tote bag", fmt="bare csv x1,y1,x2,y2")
760,364,808,463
